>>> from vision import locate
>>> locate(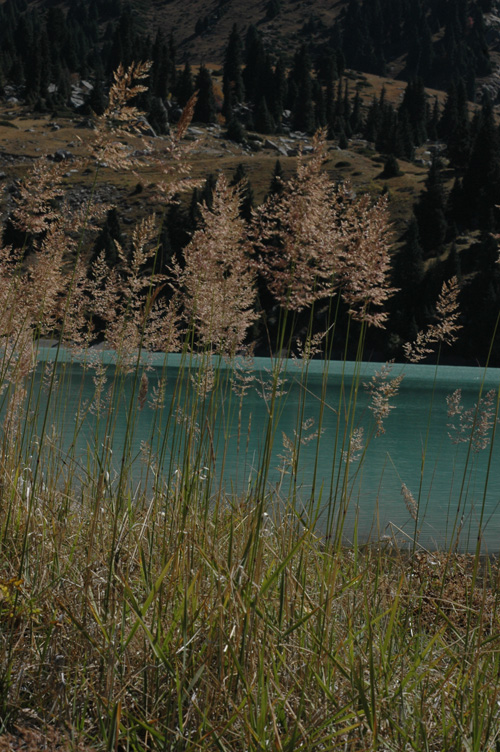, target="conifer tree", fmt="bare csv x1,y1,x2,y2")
313,80,326,130
462,93,500,225
266,0,281,21
350,89,363,134
267,159,285,197
88,71,107,116
230,163,254,221
254,96,275,134
176,61,194,107
446,79,470,168
364,96,381,143
223,24,244,118
91,208,124,267
399,78,427,146
394,219,424,299
200,173,217,210
226,115,247,144
243,26,265,104
193,65,216,124
289,46,315,133
414,156,448,255
151,29,170,100
271,57,287,127
427,97,439,142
